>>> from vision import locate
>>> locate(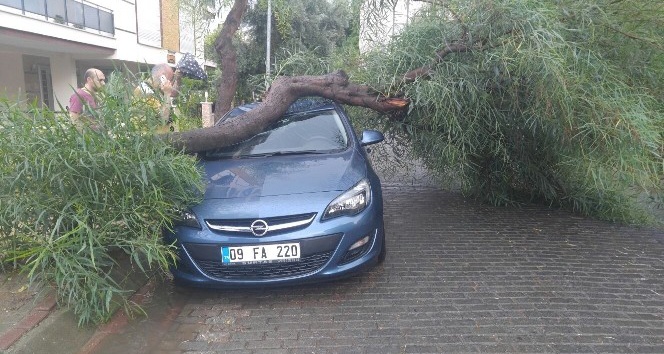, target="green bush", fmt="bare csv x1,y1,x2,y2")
0,73,203,325
358,0,663,225
173,76,210,131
